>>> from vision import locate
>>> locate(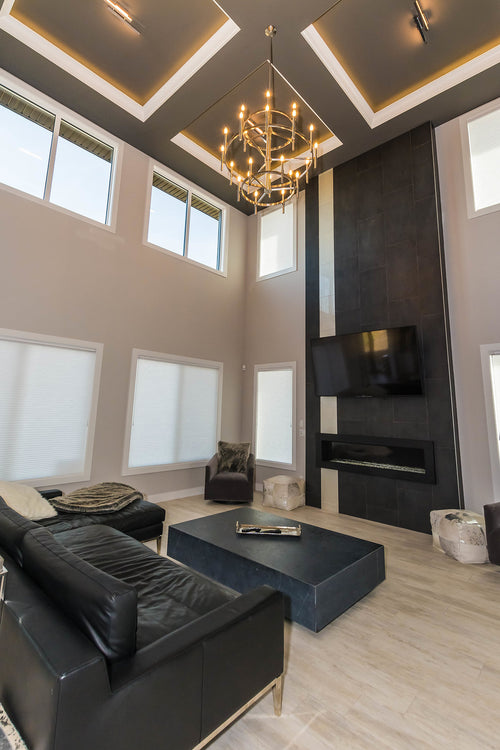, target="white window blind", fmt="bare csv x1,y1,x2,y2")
0,334,101,483
467,106,500,213
127,354,221,471
258,201,295,279
255,366,294,466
